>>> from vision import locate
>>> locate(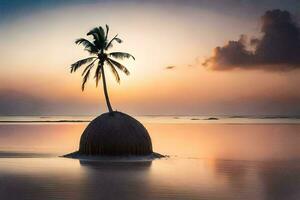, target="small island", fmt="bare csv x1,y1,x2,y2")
64,25,163,160
203,117,219,120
